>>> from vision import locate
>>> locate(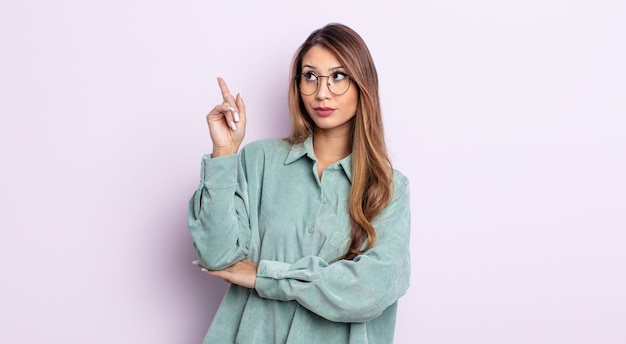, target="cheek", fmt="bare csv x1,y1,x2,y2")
346,93,359,115
301,95,314,108
301,96,316,115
